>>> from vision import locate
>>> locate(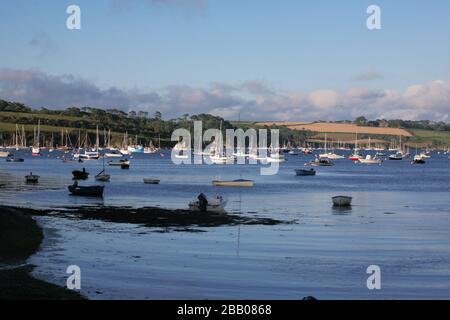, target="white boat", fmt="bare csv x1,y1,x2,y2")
119,148,131,156
0,150,11,157
144,147,157,154
319,134,344,159
105,150,123,158
174,154,189,159
108,159,130,166
79,151,100,160
419,152,431,159
358,154,382,165
332,196,352,207
388,152,403,160
319,152,344,160
128,145,144,153
188,195,228,213
210,154,234,164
